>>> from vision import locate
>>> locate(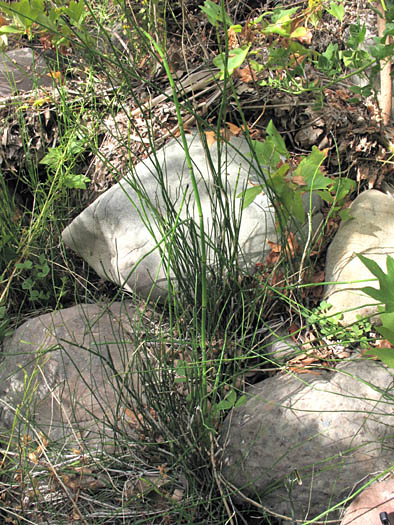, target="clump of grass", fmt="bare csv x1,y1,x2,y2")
2,1,391,524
